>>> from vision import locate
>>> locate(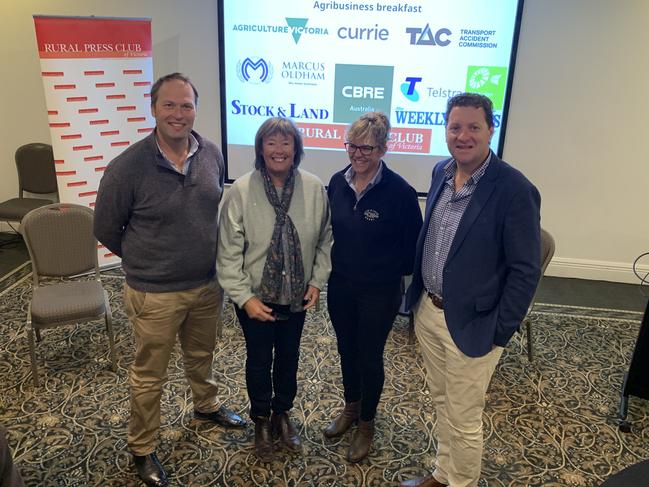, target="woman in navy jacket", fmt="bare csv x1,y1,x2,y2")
324,112,422,462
